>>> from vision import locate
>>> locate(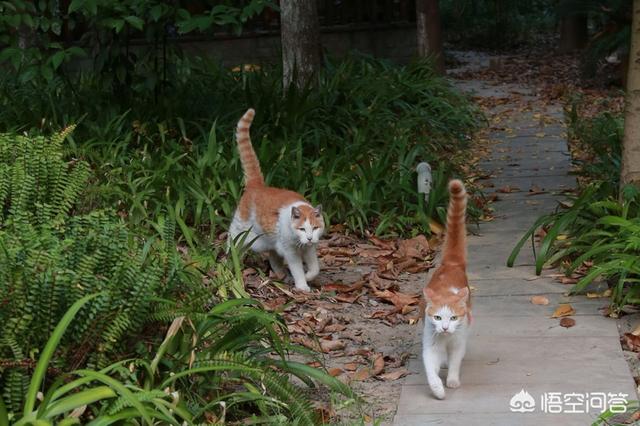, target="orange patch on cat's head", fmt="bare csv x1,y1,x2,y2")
423,265,470,317
291,204,324,228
